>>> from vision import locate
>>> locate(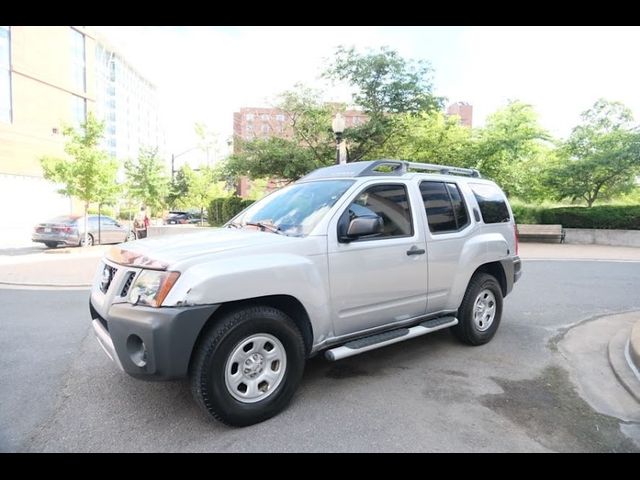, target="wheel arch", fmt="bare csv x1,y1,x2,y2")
473,261,507,297
190,294,314,366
